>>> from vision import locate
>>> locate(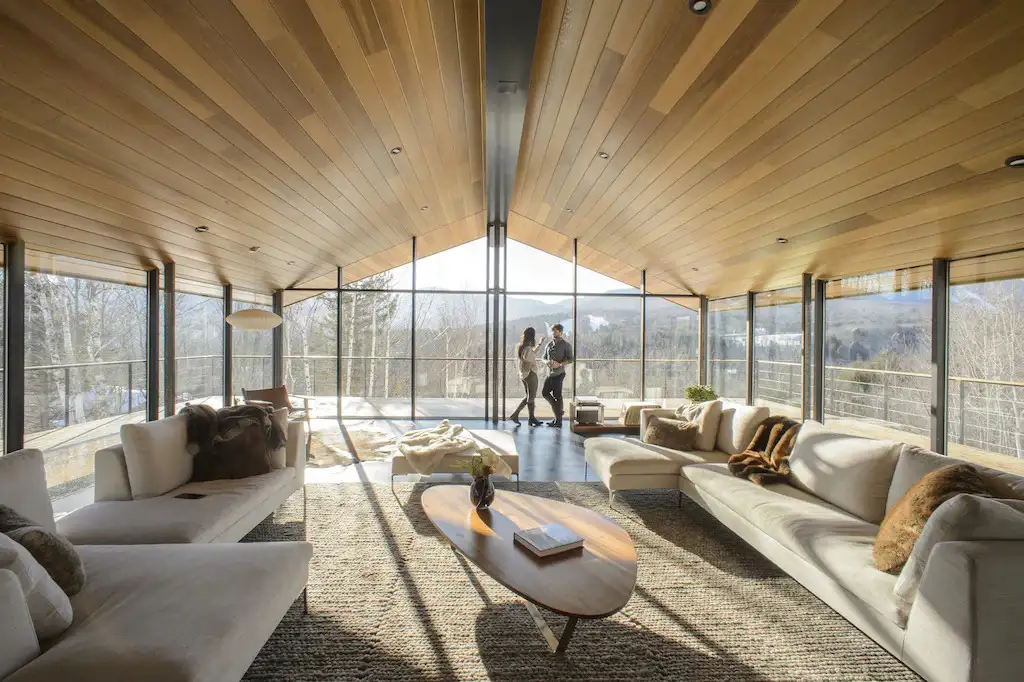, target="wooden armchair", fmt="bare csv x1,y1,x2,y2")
241,385,314,429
